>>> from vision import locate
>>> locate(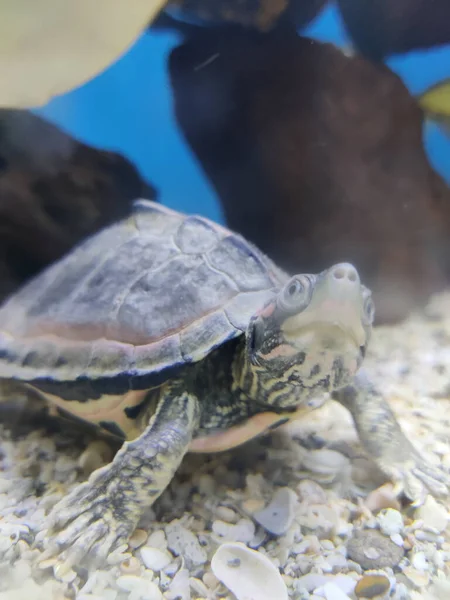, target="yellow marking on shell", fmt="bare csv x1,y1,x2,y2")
28,385,146,440
189,402,318,453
